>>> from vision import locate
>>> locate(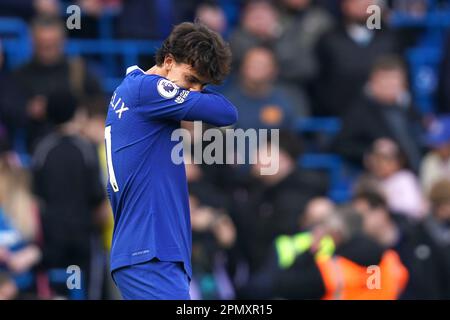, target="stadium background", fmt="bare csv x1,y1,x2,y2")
0,0,449,300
